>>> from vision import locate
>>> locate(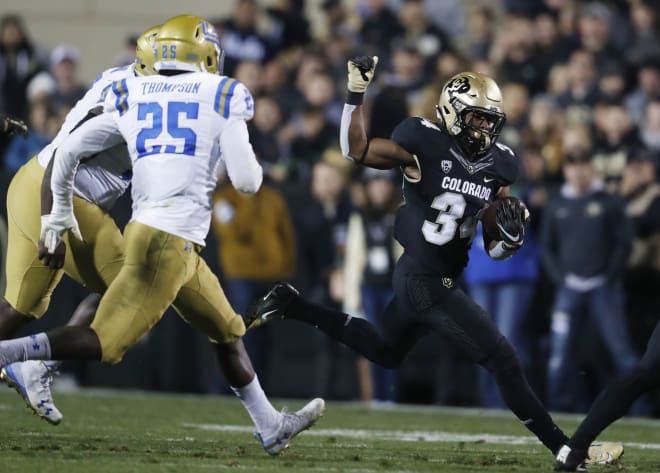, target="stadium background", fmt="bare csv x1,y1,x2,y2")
0,0,659,415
